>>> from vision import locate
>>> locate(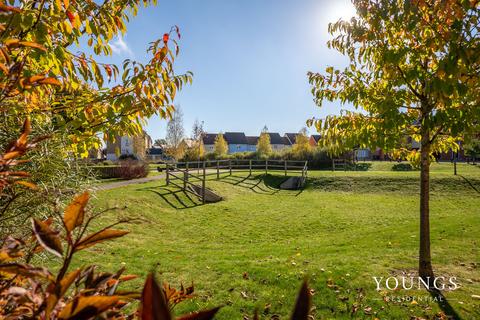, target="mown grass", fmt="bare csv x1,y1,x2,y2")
77,162,480,319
